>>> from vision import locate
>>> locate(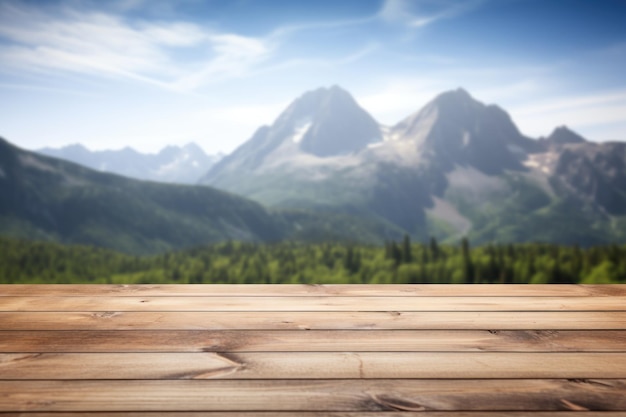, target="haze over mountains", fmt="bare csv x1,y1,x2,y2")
38,143,223,184
202,86,626,246
2,85,625,253
0,134,401,254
